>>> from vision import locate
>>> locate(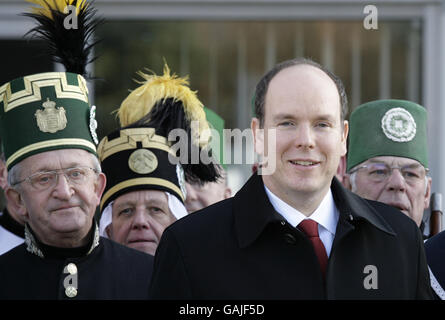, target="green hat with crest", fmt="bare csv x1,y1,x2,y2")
0,0,102,170
347,99,428,172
